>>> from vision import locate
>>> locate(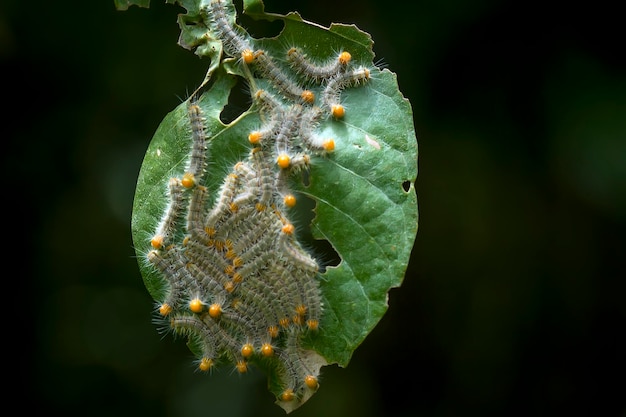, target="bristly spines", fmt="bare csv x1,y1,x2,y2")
286,47,352,84
205,0,252,57
186,102,208,183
